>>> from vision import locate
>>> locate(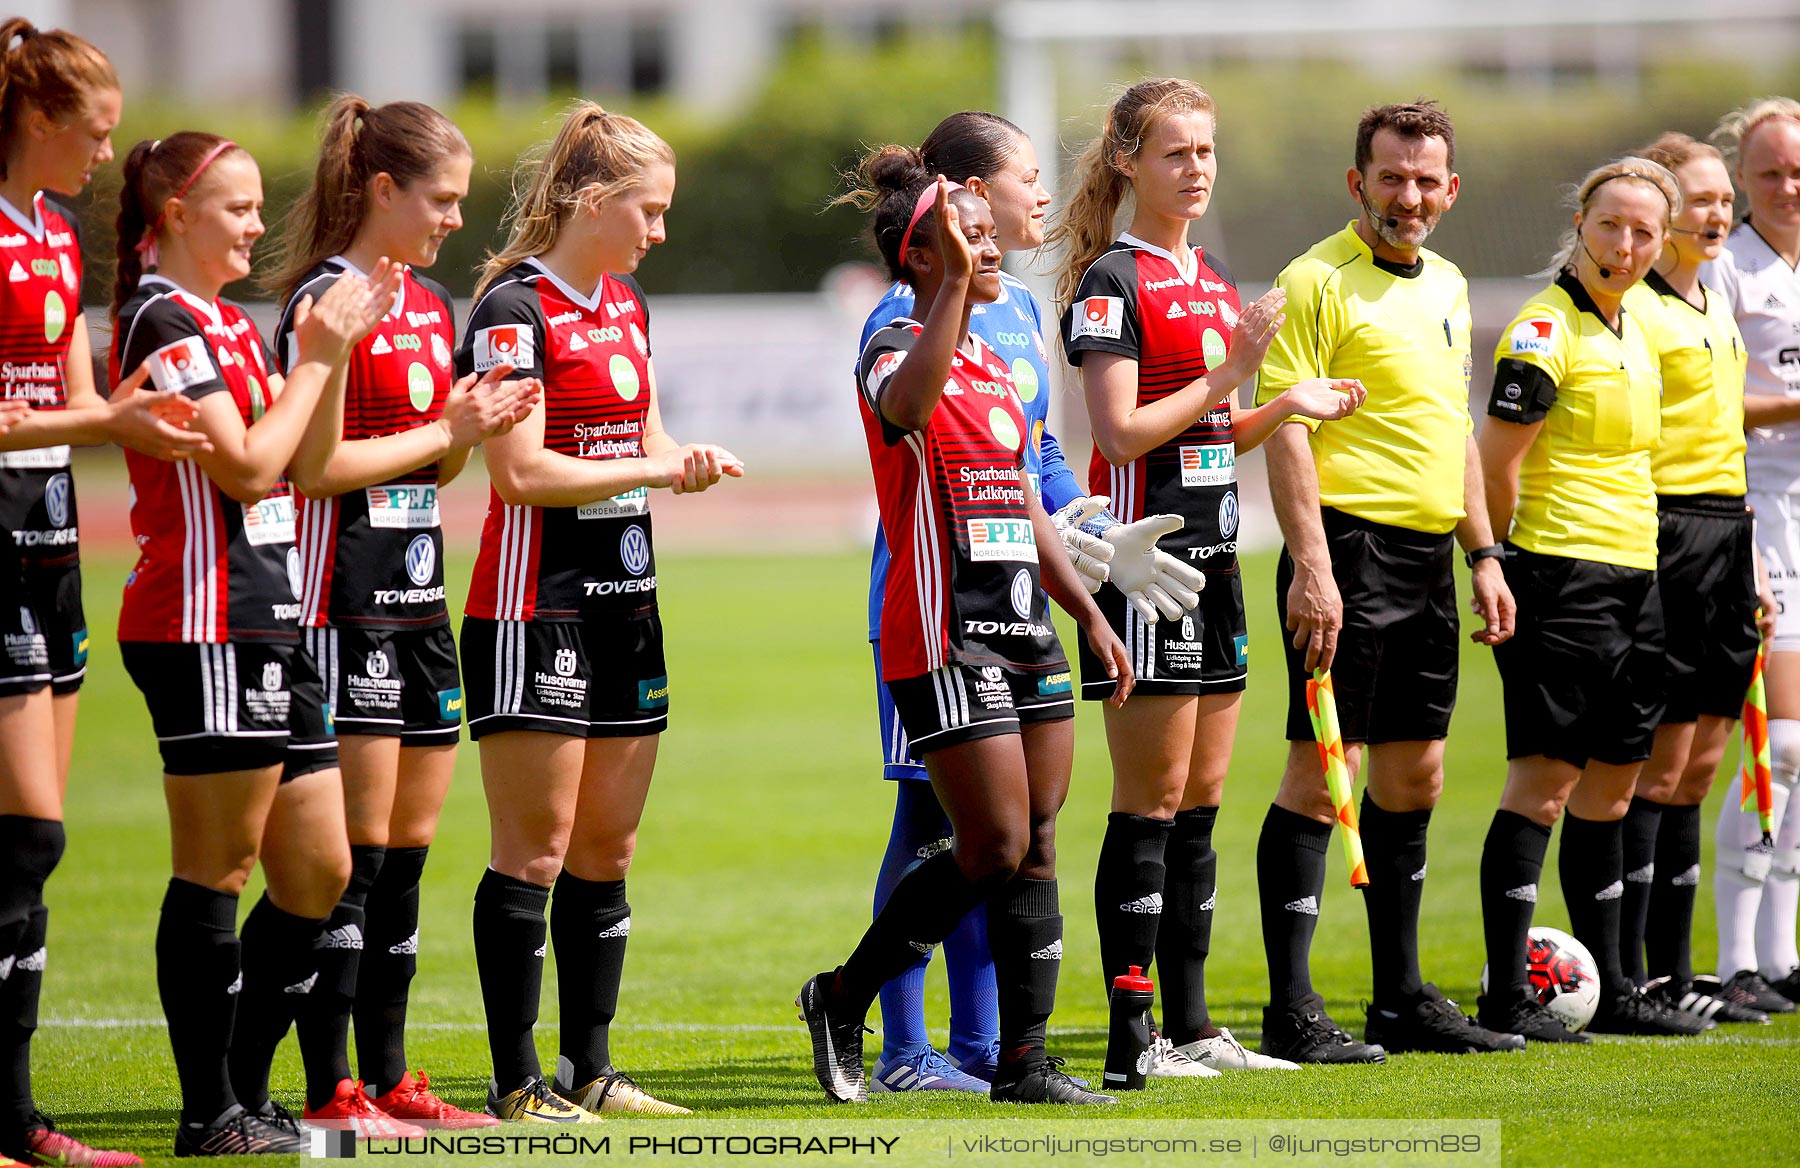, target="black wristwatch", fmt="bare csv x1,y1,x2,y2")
1465,544,1506,568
